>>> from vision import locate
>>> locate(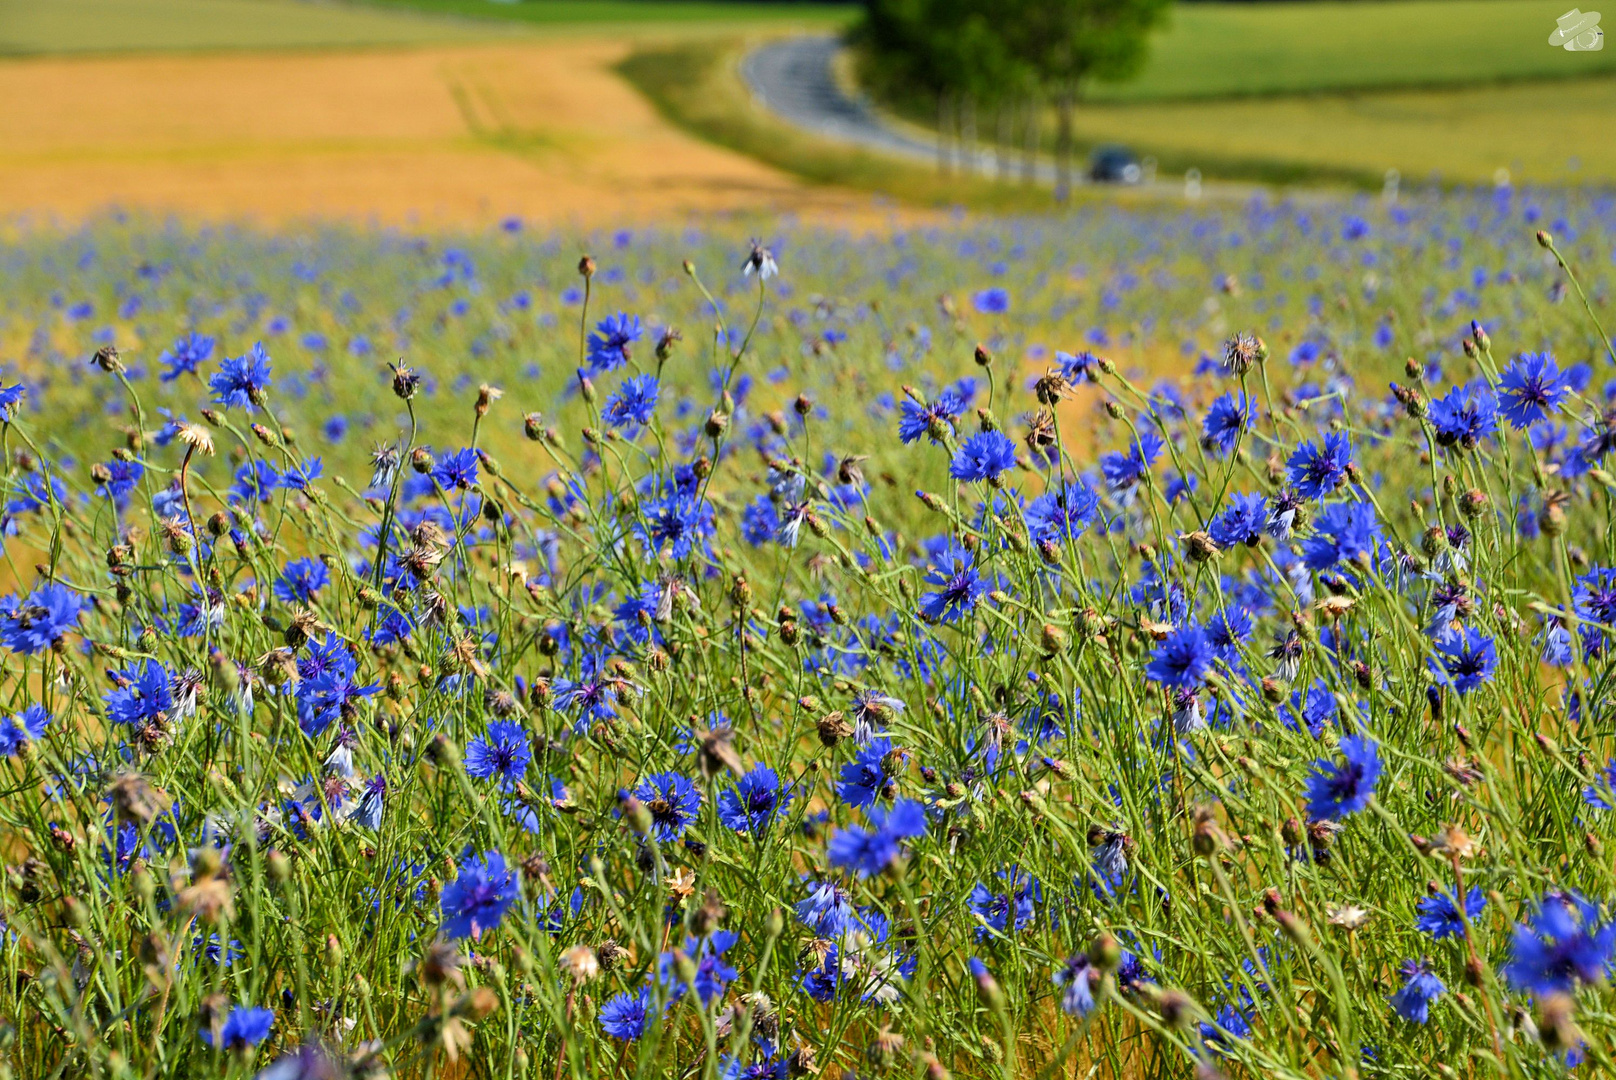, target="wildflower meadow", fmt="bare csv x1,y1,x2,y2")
3,192,1616,1079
